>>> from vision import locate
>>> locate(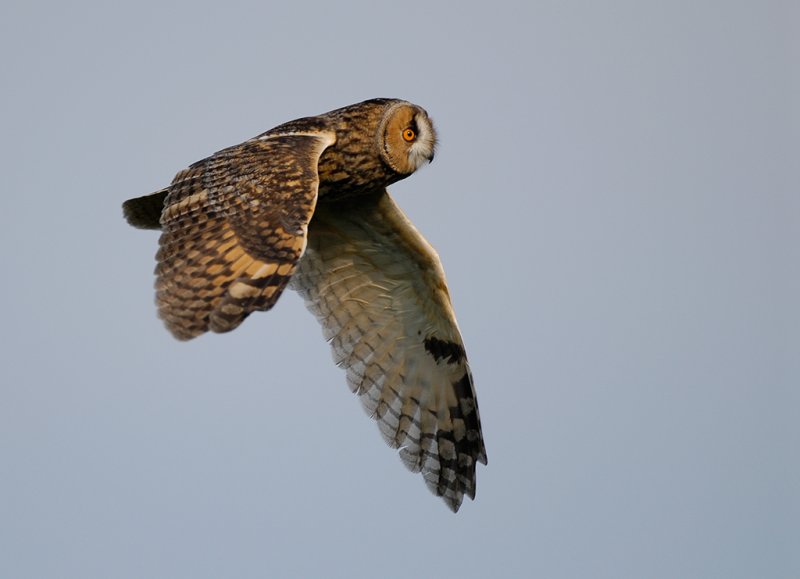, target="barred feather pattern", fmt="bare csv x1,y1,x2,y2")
290,190,487,512
154,131,335,339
